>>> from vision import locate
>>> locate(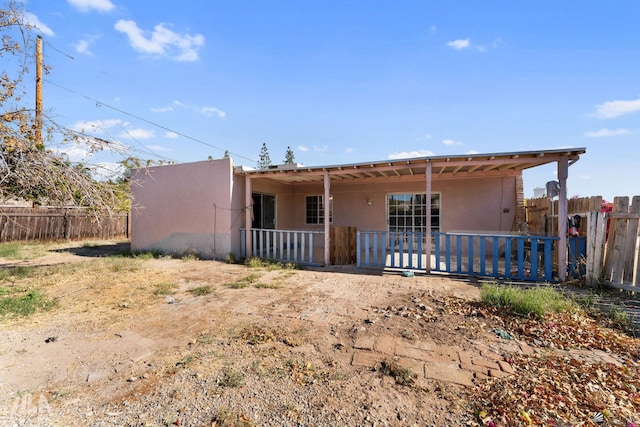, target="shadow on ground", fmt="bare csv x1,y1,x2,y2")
53,241,132,258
